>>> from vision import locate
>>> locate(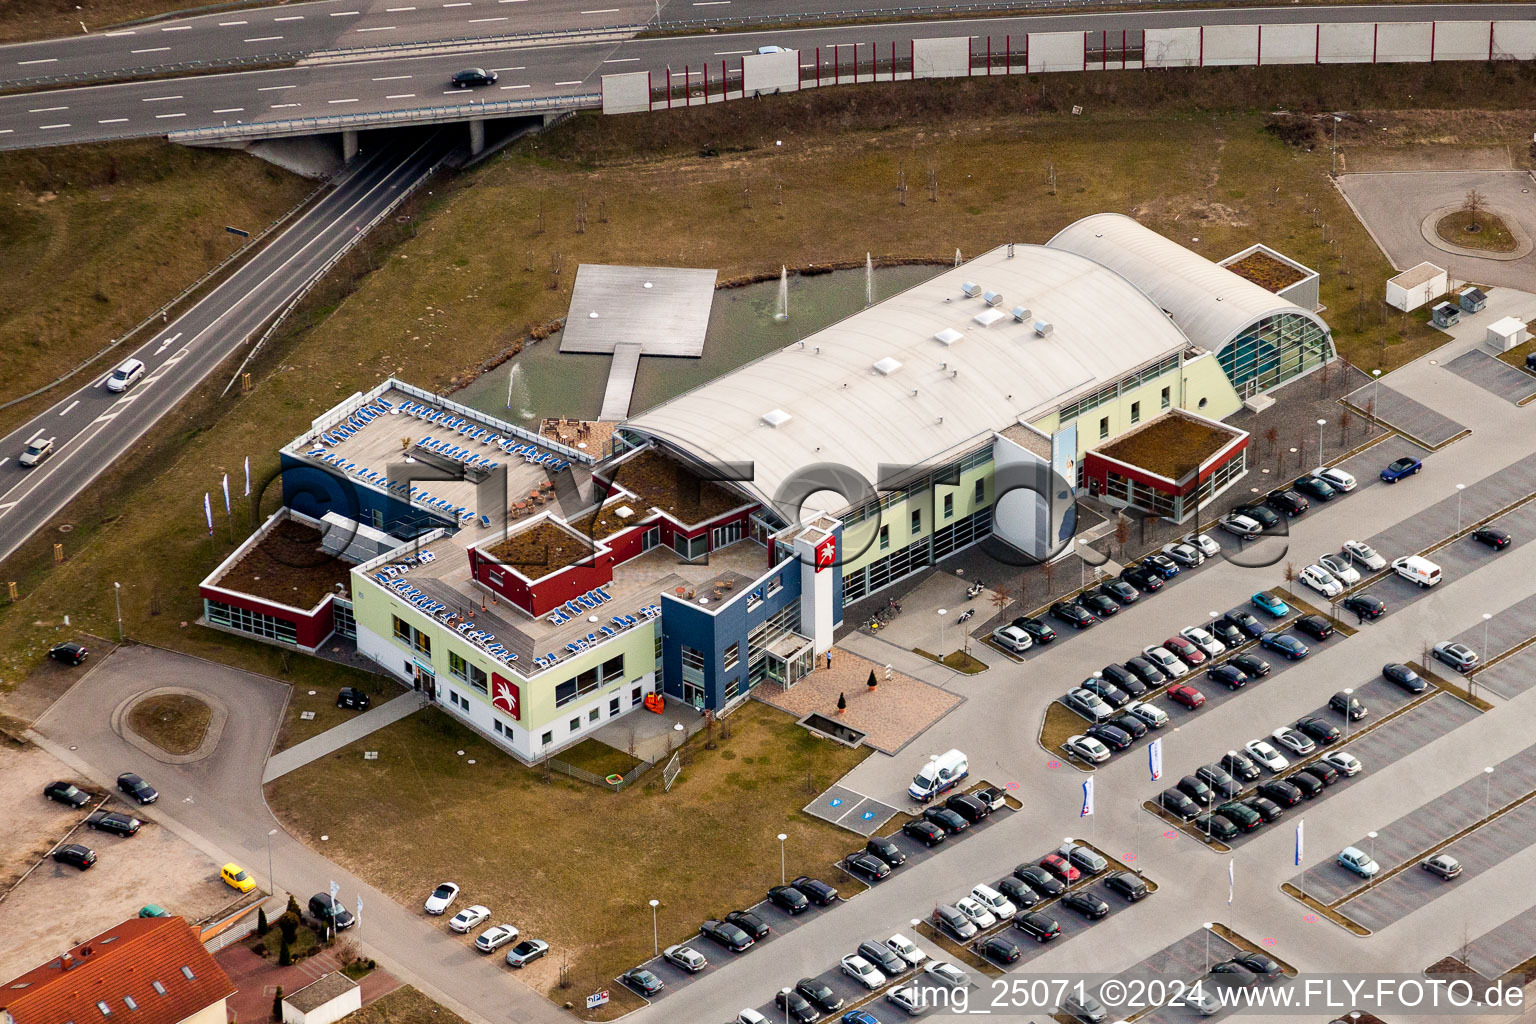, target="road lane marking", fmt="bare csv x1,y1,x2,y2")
98,117,129,123
694,2,730,5
385,5,416,9
329,98,359,103
329,9,361,14
38,123,71,129
271,102,301,108
130,46,170,53
579,7,619,11
373,74,411,80
274,14,305,20
104,29,137,36
161,24,192,30
443,2,472,6
386,93,416,98
0,129,12,134
218,19,249,24
602,57,638,63
0,501,16,514
213,107,245,113
555,80,583,85
487,65,523,70
258,84,296,90
155,112,186,118
142,94,184,102
60,400,79,416
499,83,529,89
356,25,397,31
17,58,57,64
469,16,507,21
244,35,283,41
155,333,183,354
28,105,68,112
715,49,751,54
